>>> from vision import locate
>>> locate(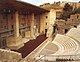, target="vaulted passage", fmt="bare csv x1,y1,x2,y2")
12,34,47,58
